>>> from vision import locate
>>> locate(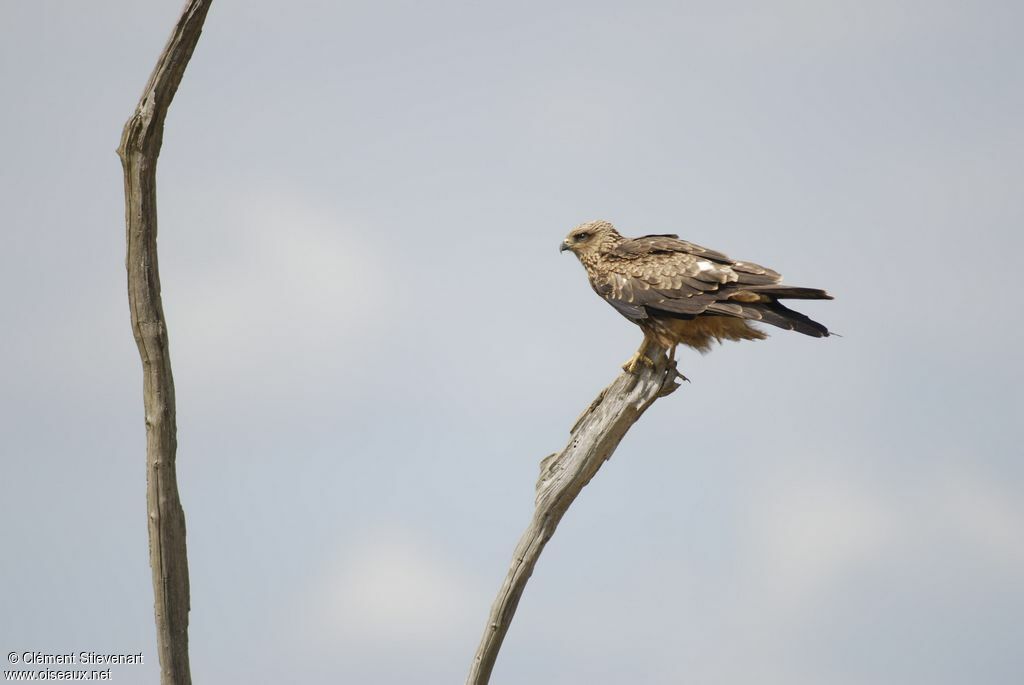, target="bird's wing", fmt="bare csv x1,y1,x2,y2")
592,235,783,320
